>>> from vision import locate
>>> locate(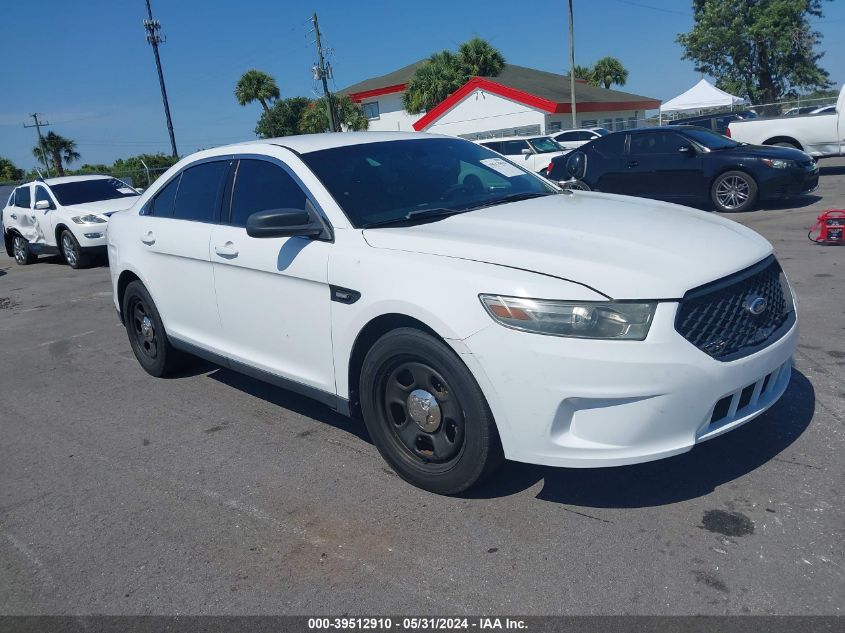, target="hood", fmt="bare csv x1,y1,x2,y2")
724,144,812,162
63,197,140,216
362,193,772,299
